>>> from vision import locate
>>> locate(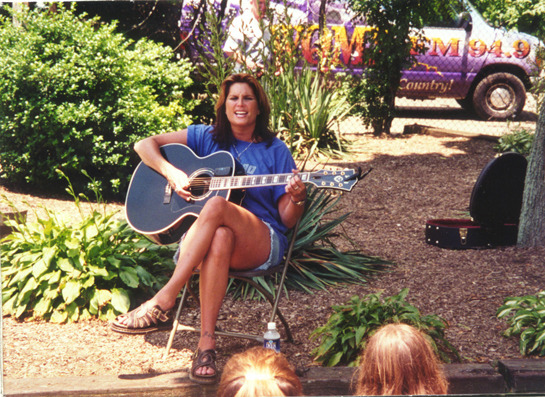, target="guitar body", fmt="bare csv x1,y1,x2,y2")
125,144,240,245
